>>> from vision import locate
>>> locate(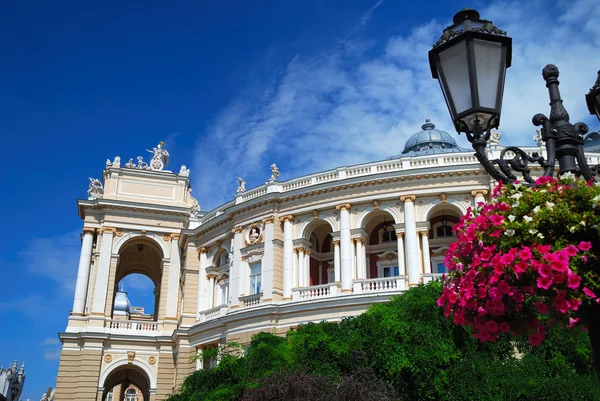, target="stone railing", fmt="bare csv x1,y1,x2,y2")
199,305,229,322
239,293,262,308
108,319,158,334
353,276,406,293
292,283,340,301
421,273,444,283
